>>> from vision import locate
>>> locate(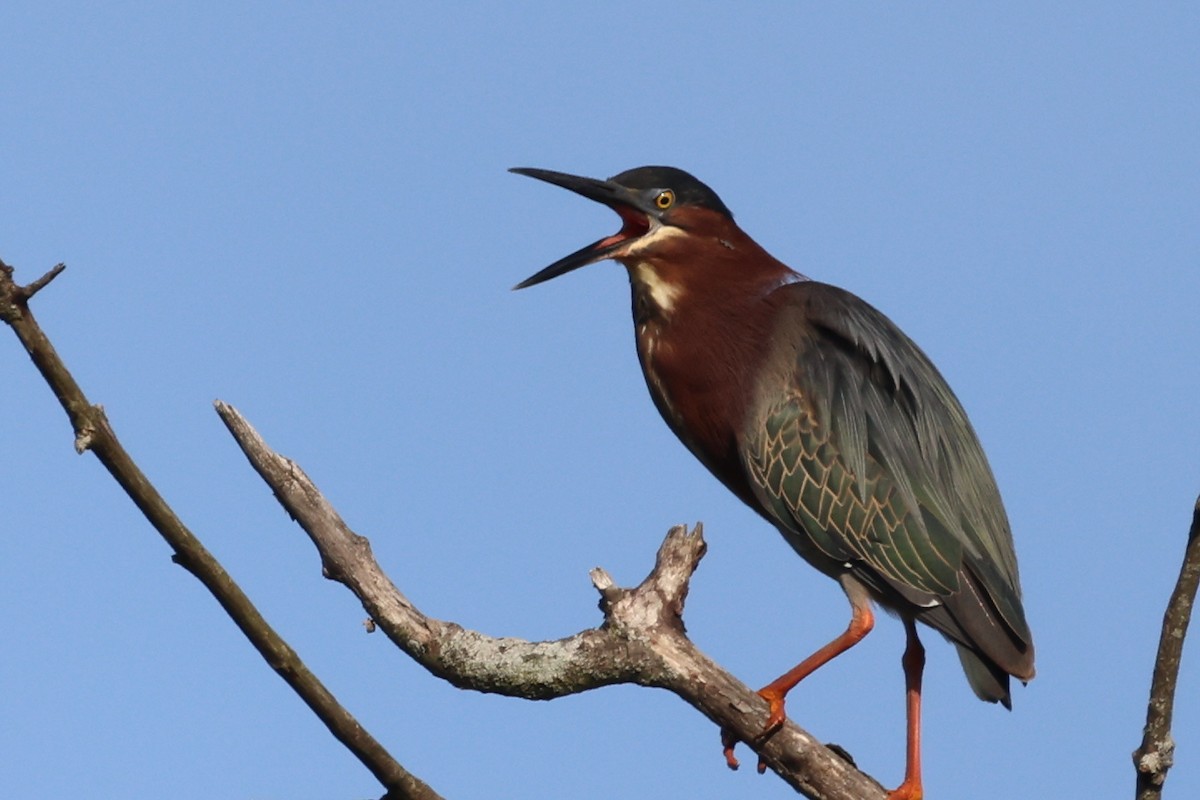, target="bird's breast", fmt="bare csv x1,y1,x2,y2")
629,261,683,423
635,311,683,434
629,280,767,510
